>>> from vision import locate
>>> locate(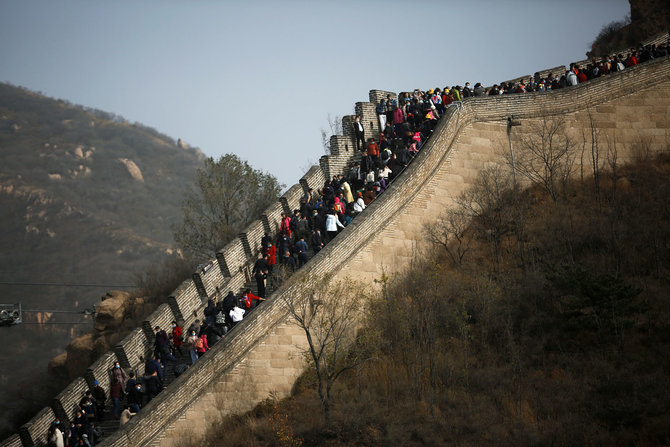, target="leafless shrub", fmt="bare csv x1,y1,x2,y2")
509,116,577,202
